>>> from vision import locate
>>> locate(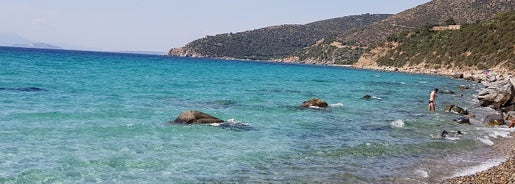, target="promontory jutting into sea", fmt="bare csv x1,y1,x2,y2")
1,0,514,183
